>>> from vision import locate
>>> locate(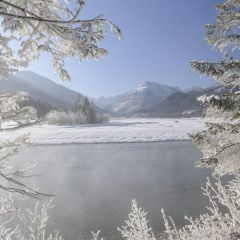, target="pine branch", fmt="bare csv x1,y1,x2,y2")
191,61,240,85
